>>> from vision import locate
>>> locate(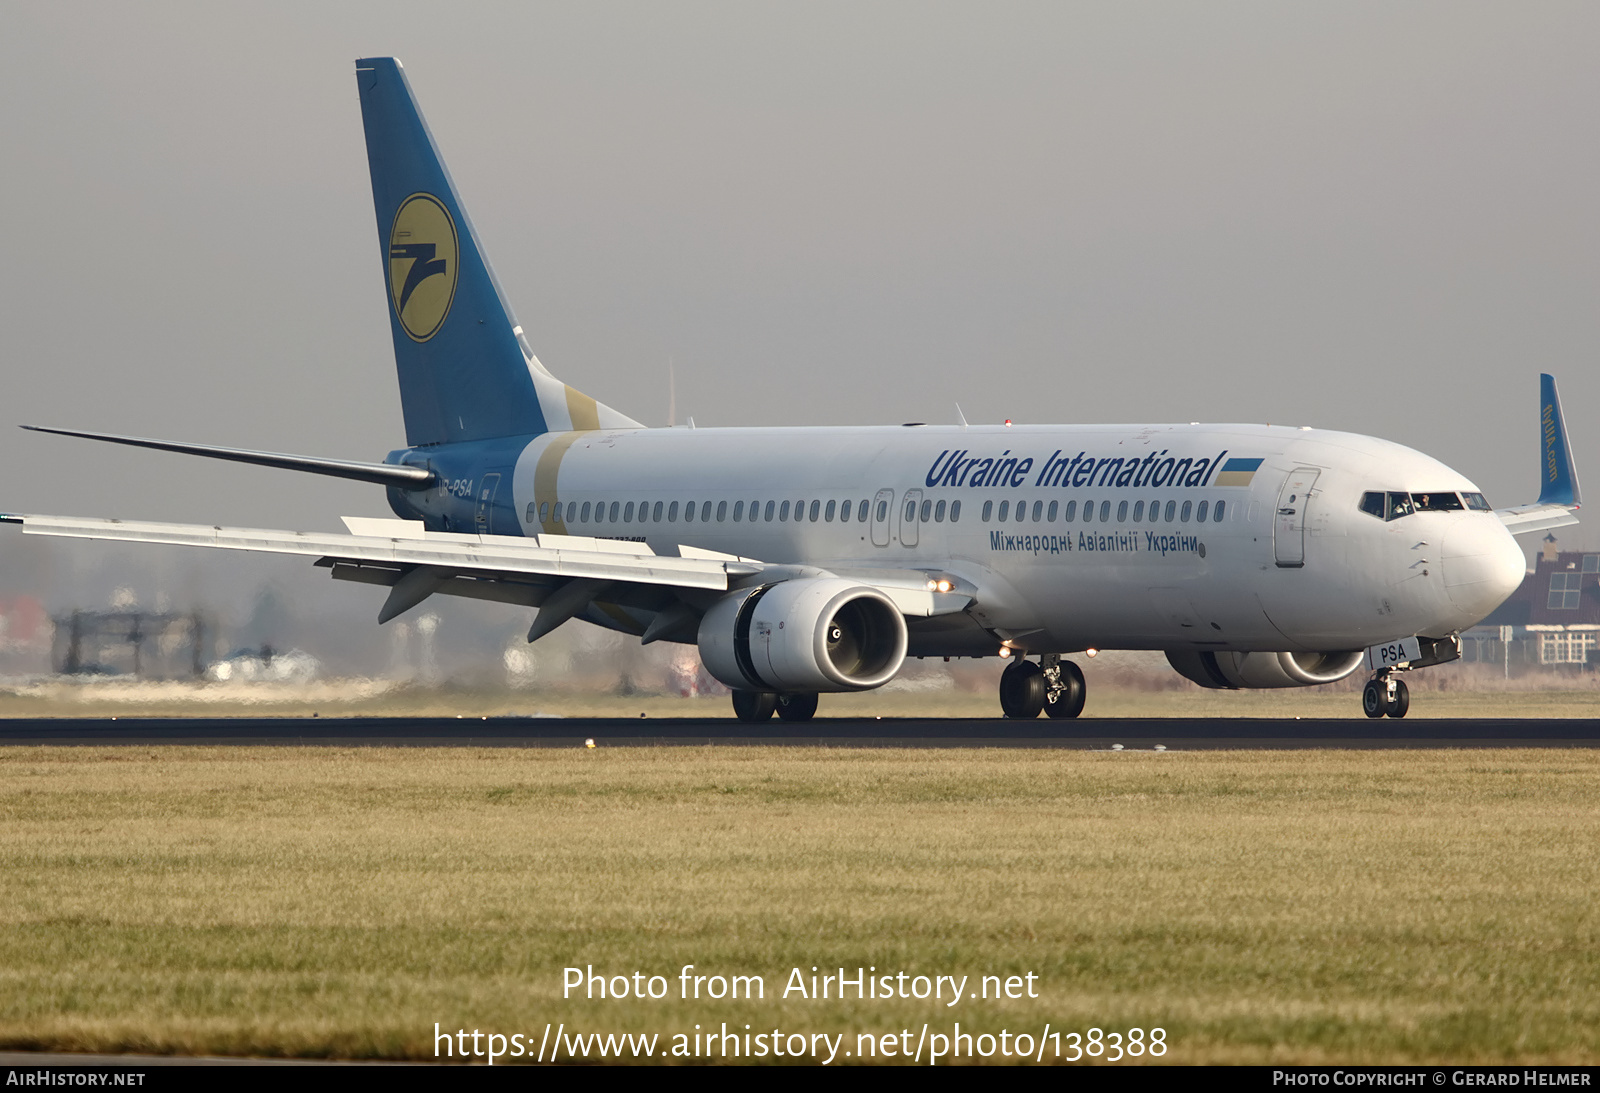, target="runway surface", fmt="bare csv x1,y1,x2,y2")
0,716,1595,749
